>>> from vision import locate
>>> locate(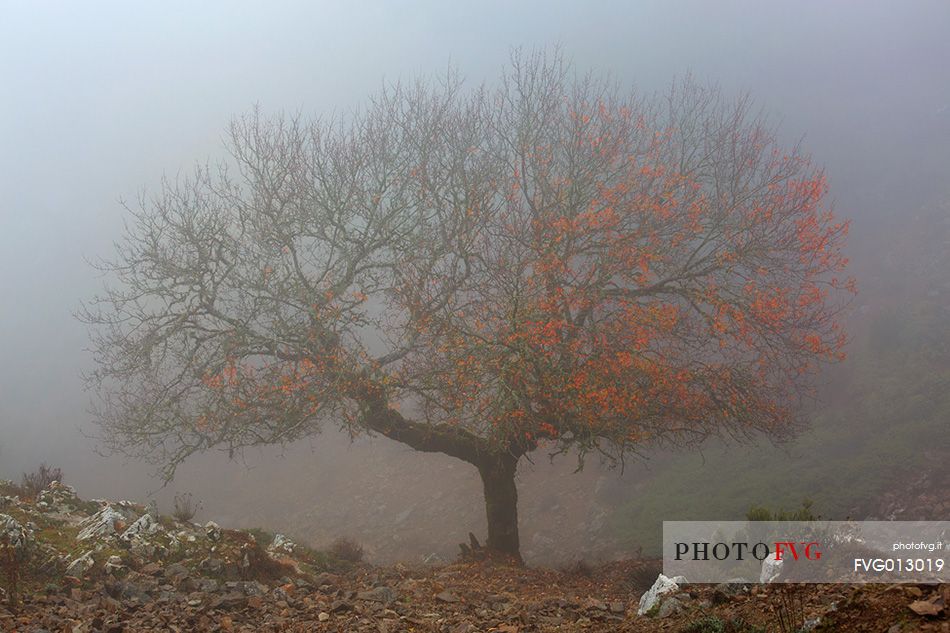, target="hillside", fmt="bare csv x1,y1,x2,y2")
2,481,947,632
